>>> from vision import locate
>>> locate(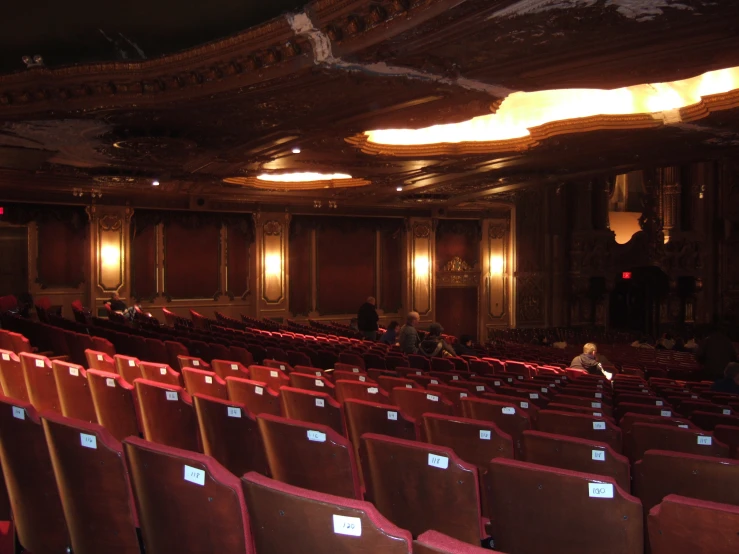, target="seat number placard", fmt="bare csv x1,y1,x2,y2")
428,454,449,469
588,483,613,498
307,430,326,442
184,465,205,486
333,514,362,537
80,433,97,449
